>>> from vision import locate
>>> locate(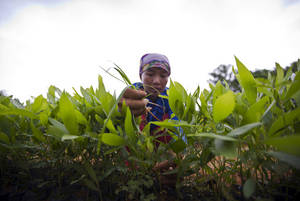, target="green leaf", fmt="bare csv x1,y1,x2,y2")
268,107,300,136
243,178,256,199
31,95,47,113
213,90,235,122
0,105,38,119
152,120,193,130
97,75,106,98
275,63,284,87
59,93,78,135
170,139,186,154
268,151,300,169
61,135,82,141
265,135,300,156
0,132,9,144
49,118,69,134
168,80,186,118
105,118,117,134
75,110,87,125
125,107,135,143
48,118,69,139
188,133,237,141
39,111,49,126
31,121,45,142
244,96,269,123
227,122,262,137
235,57,257,105
101,133,125,146
213,81,226,105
